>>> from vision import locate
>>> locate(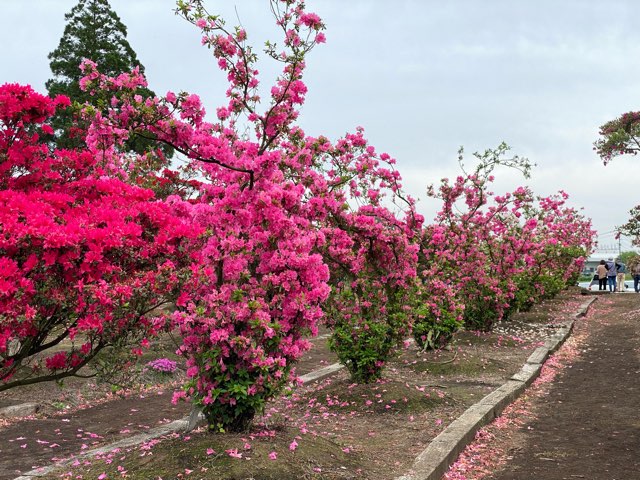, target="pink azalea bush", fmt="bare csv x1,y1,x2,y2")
411,275,463,350
145,358,178,374
317,135,422,382
418,144,594,333
0,84,200,391
507,192,594,313
78,0,421,427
